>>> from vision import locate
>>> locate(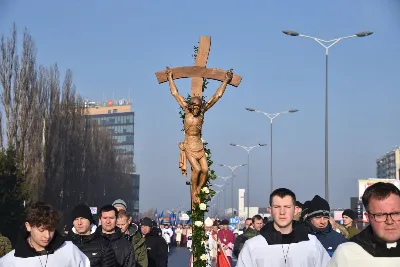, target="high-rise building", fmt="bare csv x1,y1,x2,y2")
85,99,140,218
376,147,400,180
